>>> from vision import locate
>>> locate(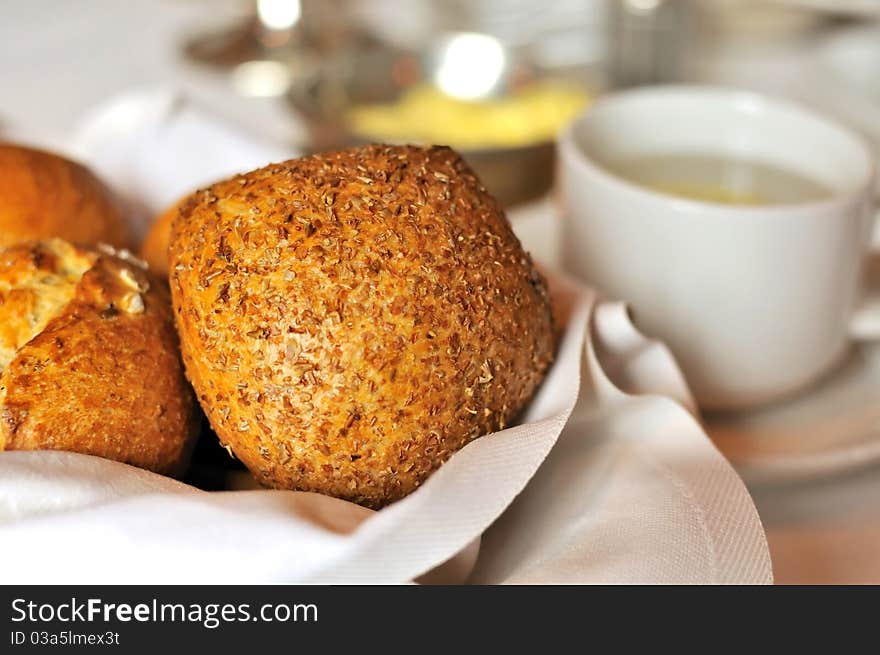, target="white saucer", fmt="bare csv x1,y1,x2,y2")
707,341,880,485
